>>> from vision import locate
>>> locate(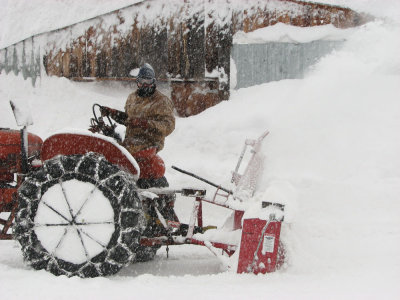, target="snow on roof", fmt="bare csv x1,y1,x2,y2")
233,22,355,44
1,0,399,49
0,0,144,49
